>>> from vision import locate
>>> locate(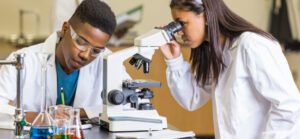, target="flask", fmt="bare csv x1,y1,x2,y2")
30,54,55,139
68,109,84,139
